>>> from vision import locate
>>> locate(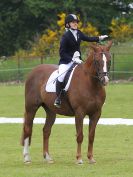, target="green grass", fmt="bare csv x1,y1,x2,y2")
0,56,59,81
110,40,133,54
0,83,133,118
0,124,133,177
0,41,133,81
110,54,133,80
101,83,133,118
